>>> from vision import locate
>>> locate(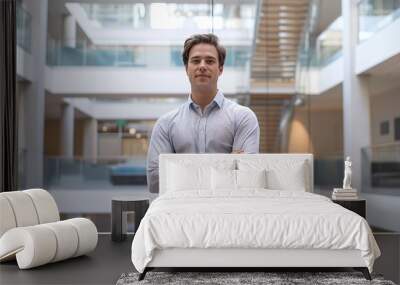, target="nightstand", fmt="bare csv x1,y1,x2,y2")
111,197,149,242
332,199,366,218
